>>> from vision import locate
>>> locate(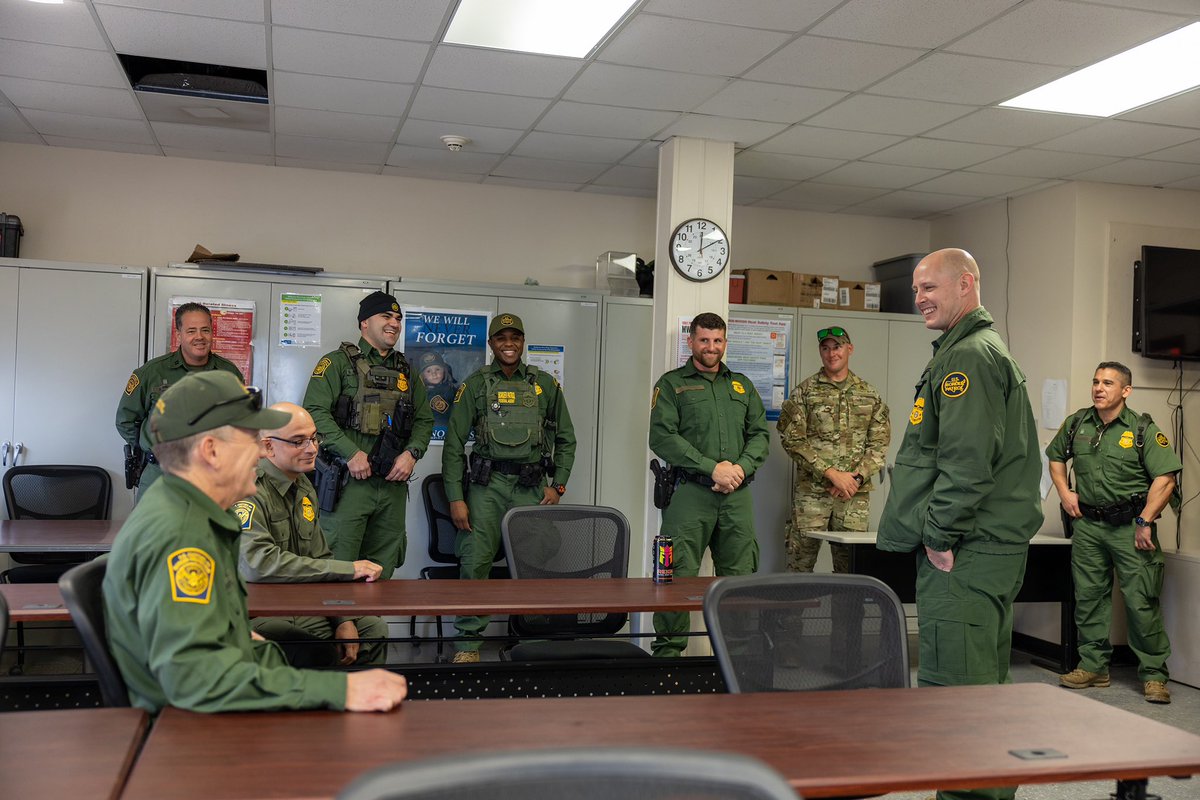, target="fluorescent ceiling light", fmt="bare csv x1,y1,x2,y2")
444,0,636,58
1000,21,1200,117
